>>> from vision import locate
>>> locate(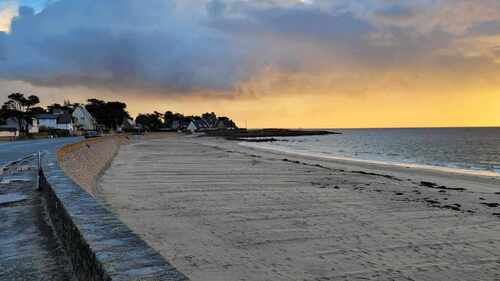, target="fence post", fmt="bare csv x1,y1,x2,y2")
37,151,42,191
